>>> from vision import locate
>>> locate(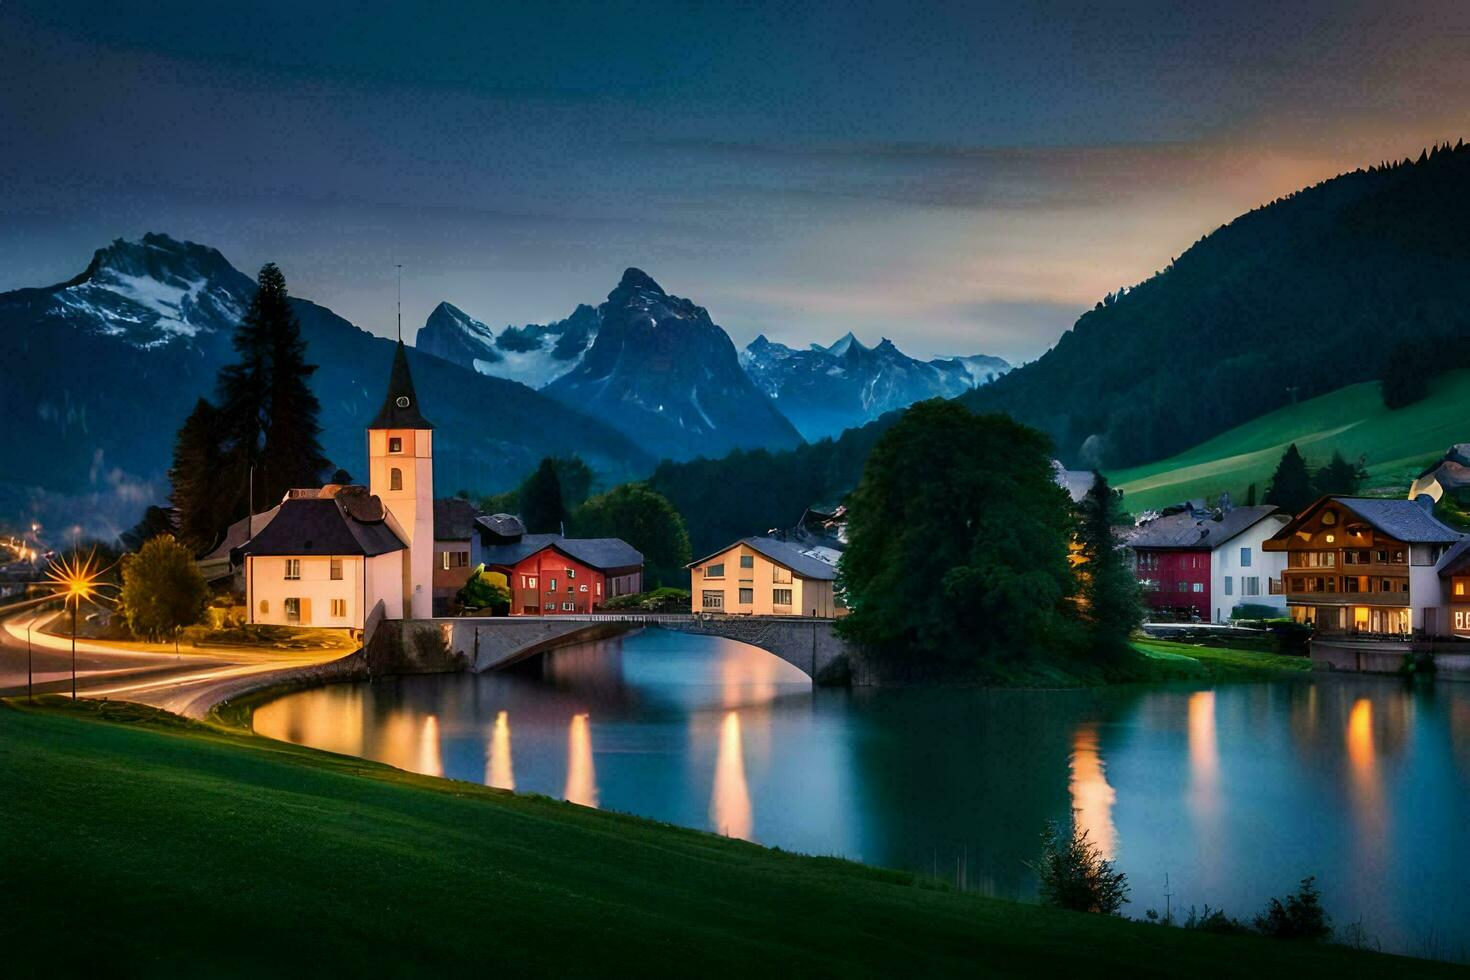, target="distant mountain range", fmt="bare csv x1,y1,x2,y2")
740,333,1008,439
419,279,1008,442
0,234,653,539
963,140,1470,470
